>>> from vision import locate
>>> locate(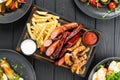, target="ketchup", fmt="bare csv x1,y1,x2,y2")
84,31,98,45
